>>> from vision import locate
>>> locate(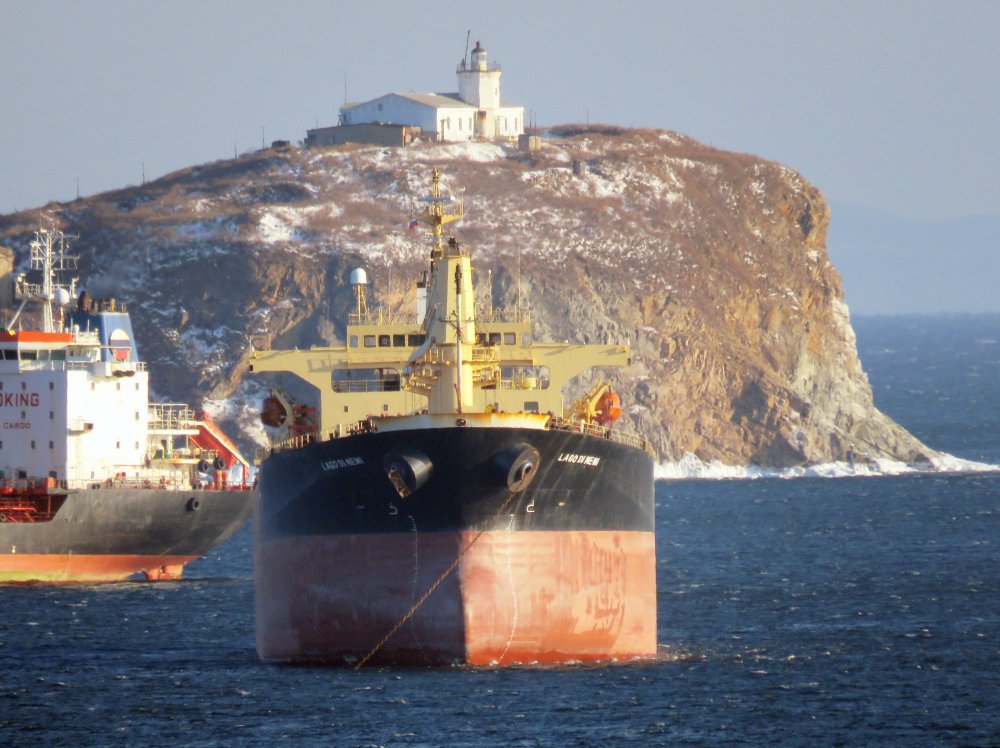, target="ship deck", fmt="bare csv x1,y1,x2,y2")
265,412,654,457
